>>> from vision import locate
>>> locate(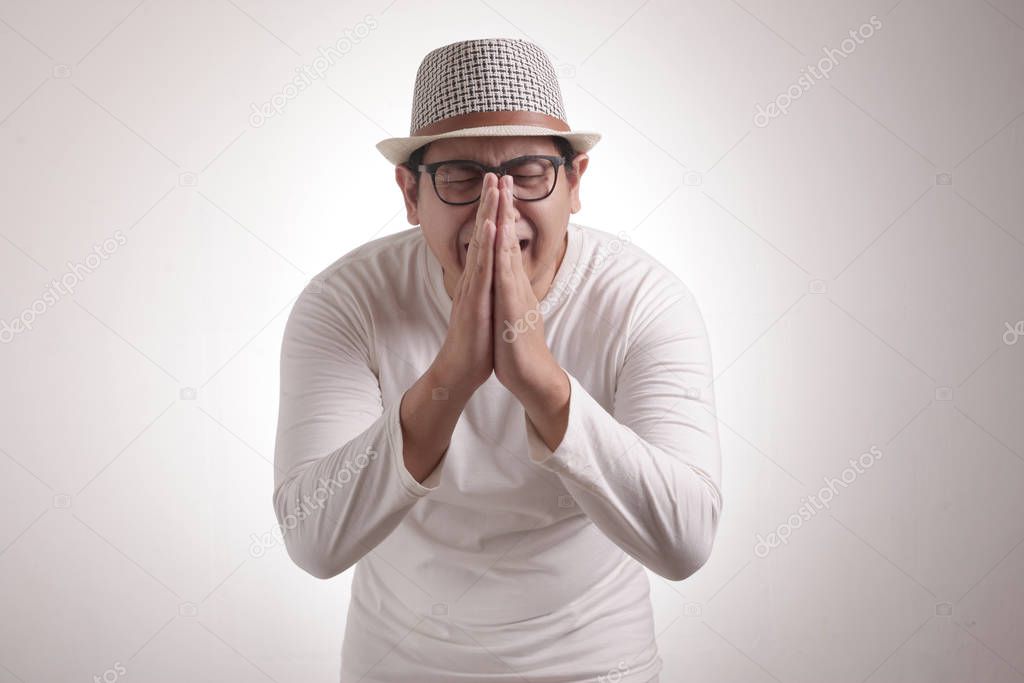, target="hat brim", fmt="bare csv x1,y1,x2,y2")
375,125,601,166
